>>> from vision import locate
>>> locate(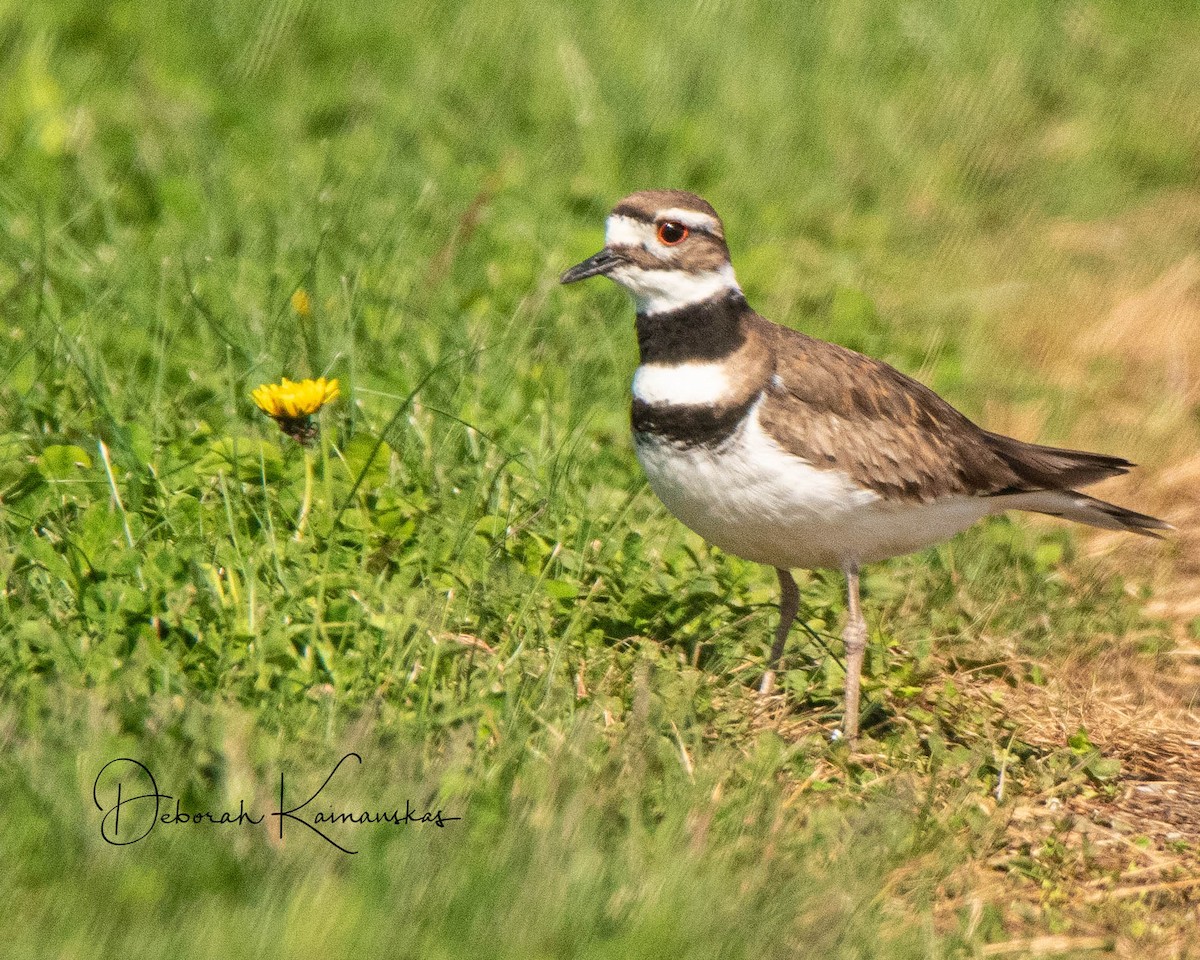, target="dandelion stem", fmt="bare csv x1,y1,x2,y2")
295,447,315,541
